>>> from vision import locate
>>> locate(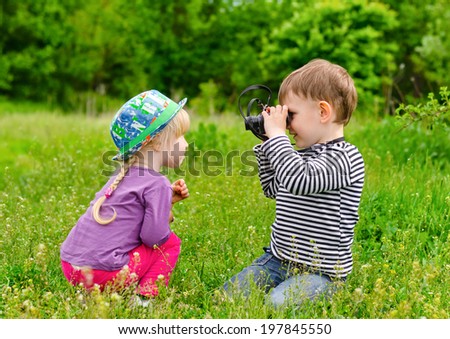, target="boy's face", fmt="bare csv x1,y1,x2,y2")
283,92,324,149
